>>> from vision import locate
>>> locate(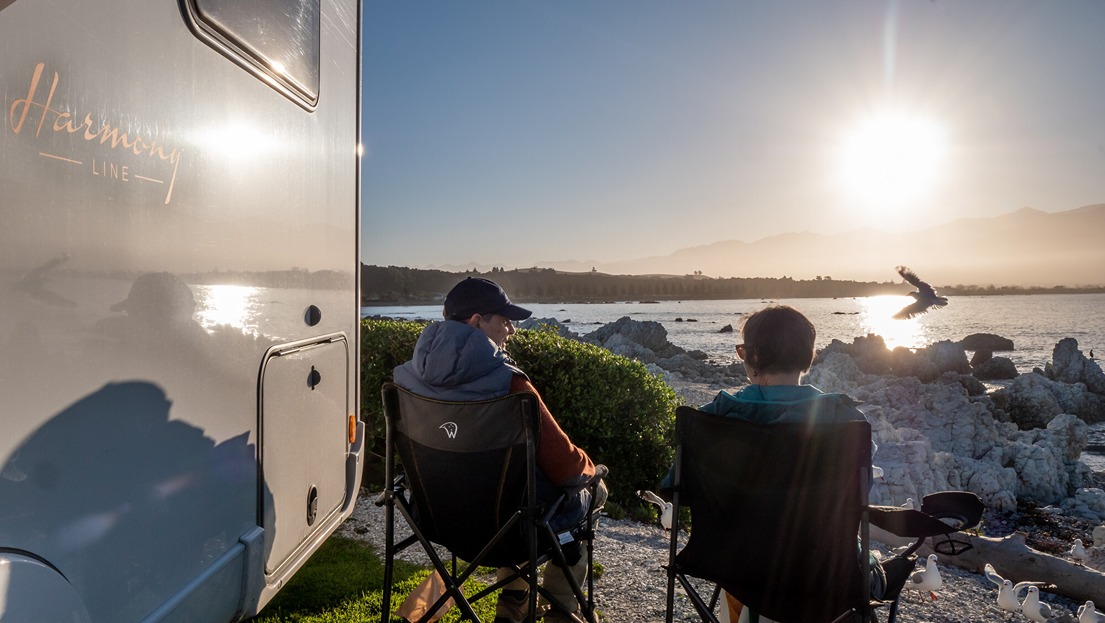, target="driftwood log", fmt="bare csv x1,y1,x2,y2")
902,532,1105,604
